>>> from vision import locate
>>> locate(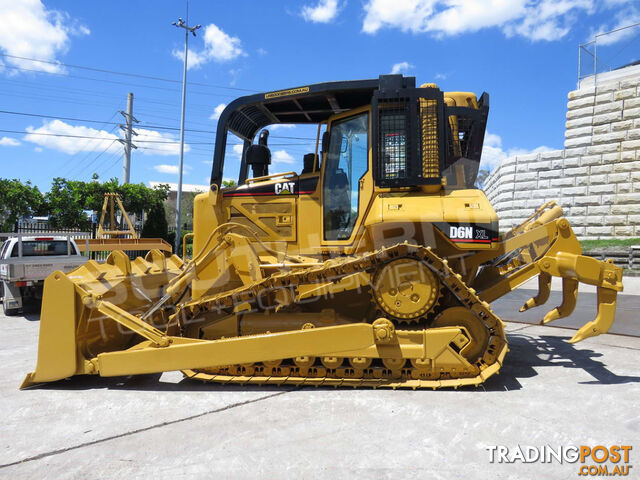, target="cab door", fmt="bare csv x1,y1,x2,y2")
321,108,371,247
